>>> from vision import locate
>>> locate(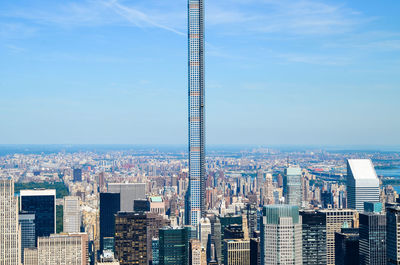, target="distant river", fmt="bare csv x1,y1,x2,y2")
376,167,400,178
377,167,400,193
